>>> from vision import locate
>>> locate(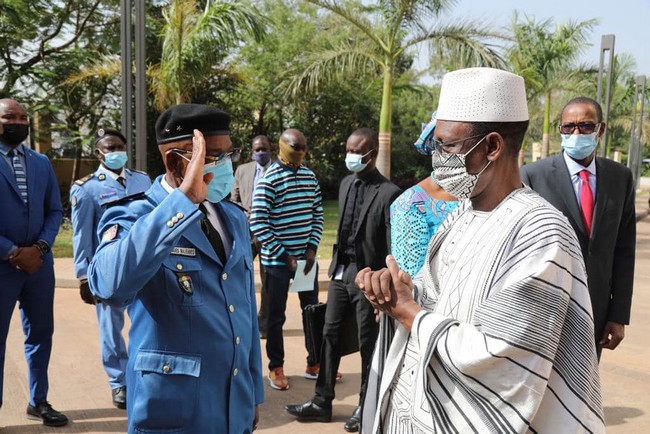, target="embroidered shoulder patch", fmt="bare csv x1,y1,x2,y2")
102,224,119,242
71,196,77,207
